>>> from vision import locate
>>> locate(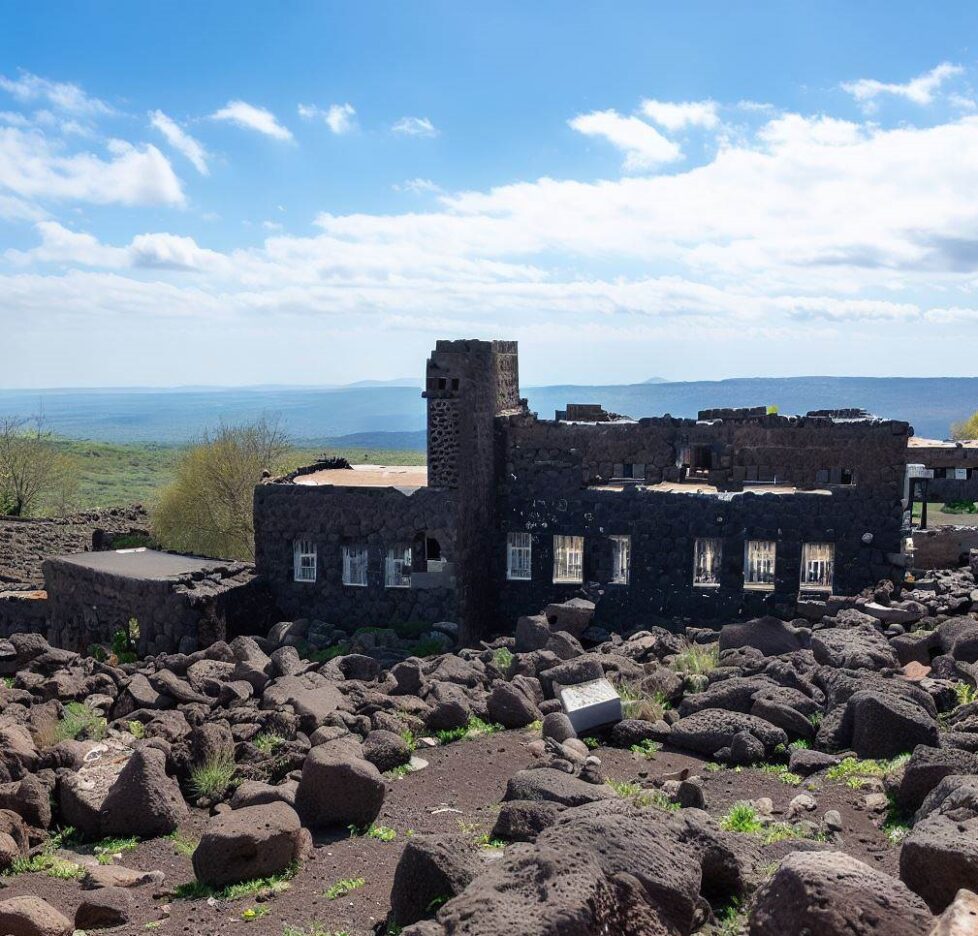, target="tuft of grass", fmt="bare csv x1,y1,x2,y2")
175,863,298,902
385,763,412,780
253,732,286,755
348,823,397,842
618,682,671,722
324,877,365,900
399,729,417,752
704,762,724,772
94,835,139,864
492,647,514,672
582,736,599,749
720,802,763,835
606,779,679,811
55,702,107,742
166,829,199,857
825,754,911,788
435,716,502,745
188,753,236,799
788,739,810,751
762,822,824,845
242,906,270,922
955,682,977,707
757,763,803,786
715,898,746,936
7,854,84,879
668,643,719,676
630,739,663,759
